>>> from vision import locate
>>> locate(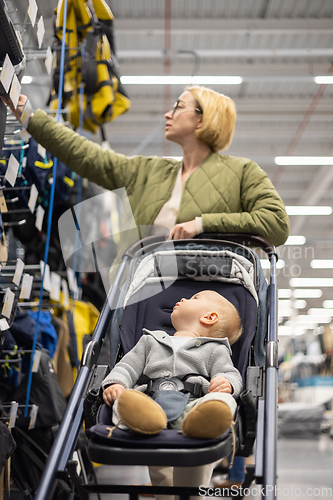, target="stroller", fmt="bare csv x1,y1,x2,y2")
33,233,279,500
